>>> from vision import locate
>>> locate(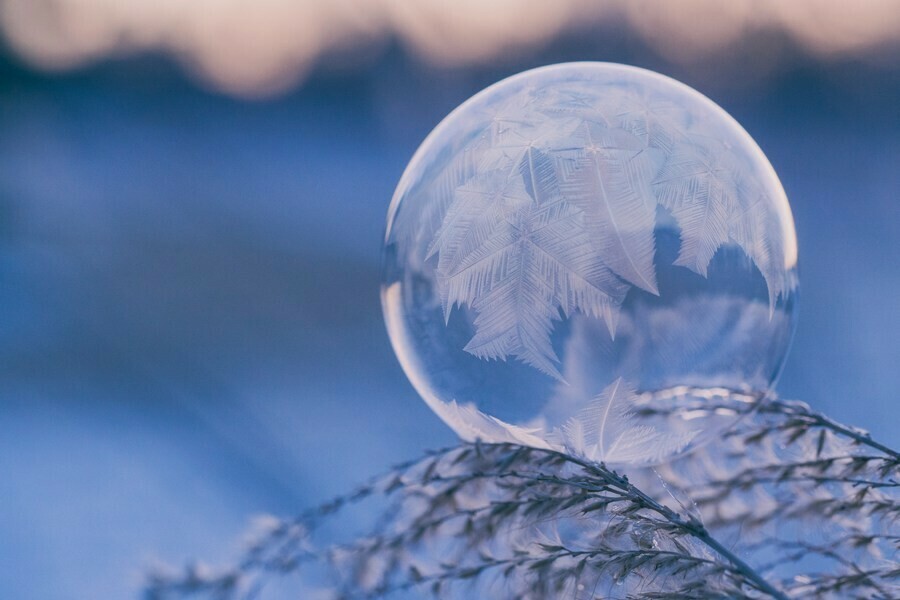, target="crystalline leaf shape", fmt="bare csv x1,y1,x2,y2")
434,148,628,380
557,120,662,294
727,185,790,309
422,83,793,378
653,142,739,277
654,135,788,304
605,89,688,154
391,136,490,262
559,378,697,464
